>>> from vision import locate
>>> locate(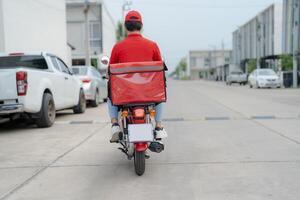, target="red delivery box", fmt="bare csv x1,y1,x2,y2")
109,61,167,106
